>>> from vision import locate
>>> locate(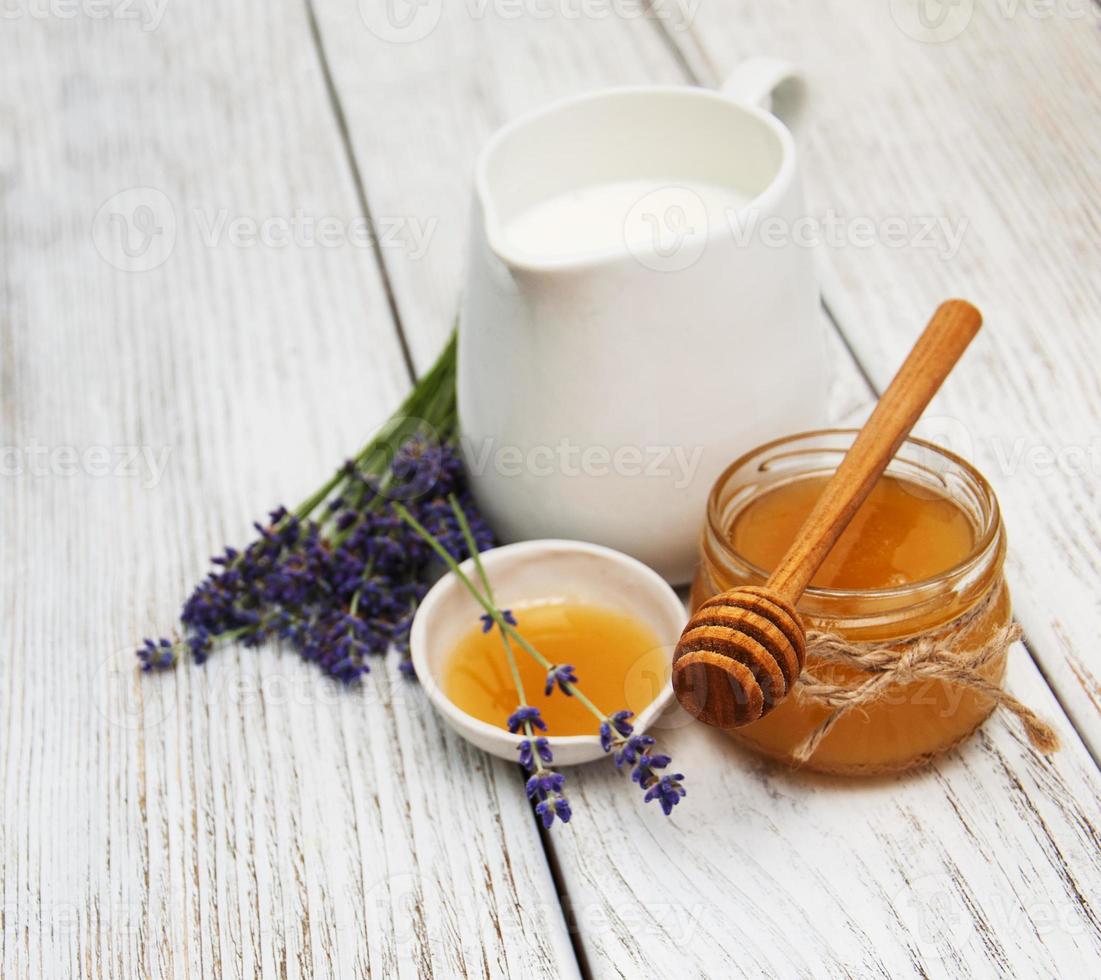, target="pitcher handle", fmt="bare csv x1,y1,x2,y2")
720,58,807,134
